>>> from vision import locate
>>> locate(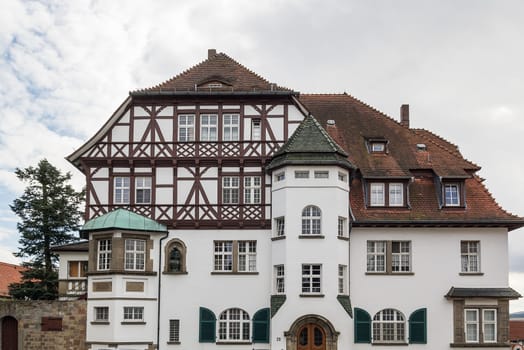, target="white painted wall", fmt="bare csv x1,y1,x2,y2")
350,227,509,349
